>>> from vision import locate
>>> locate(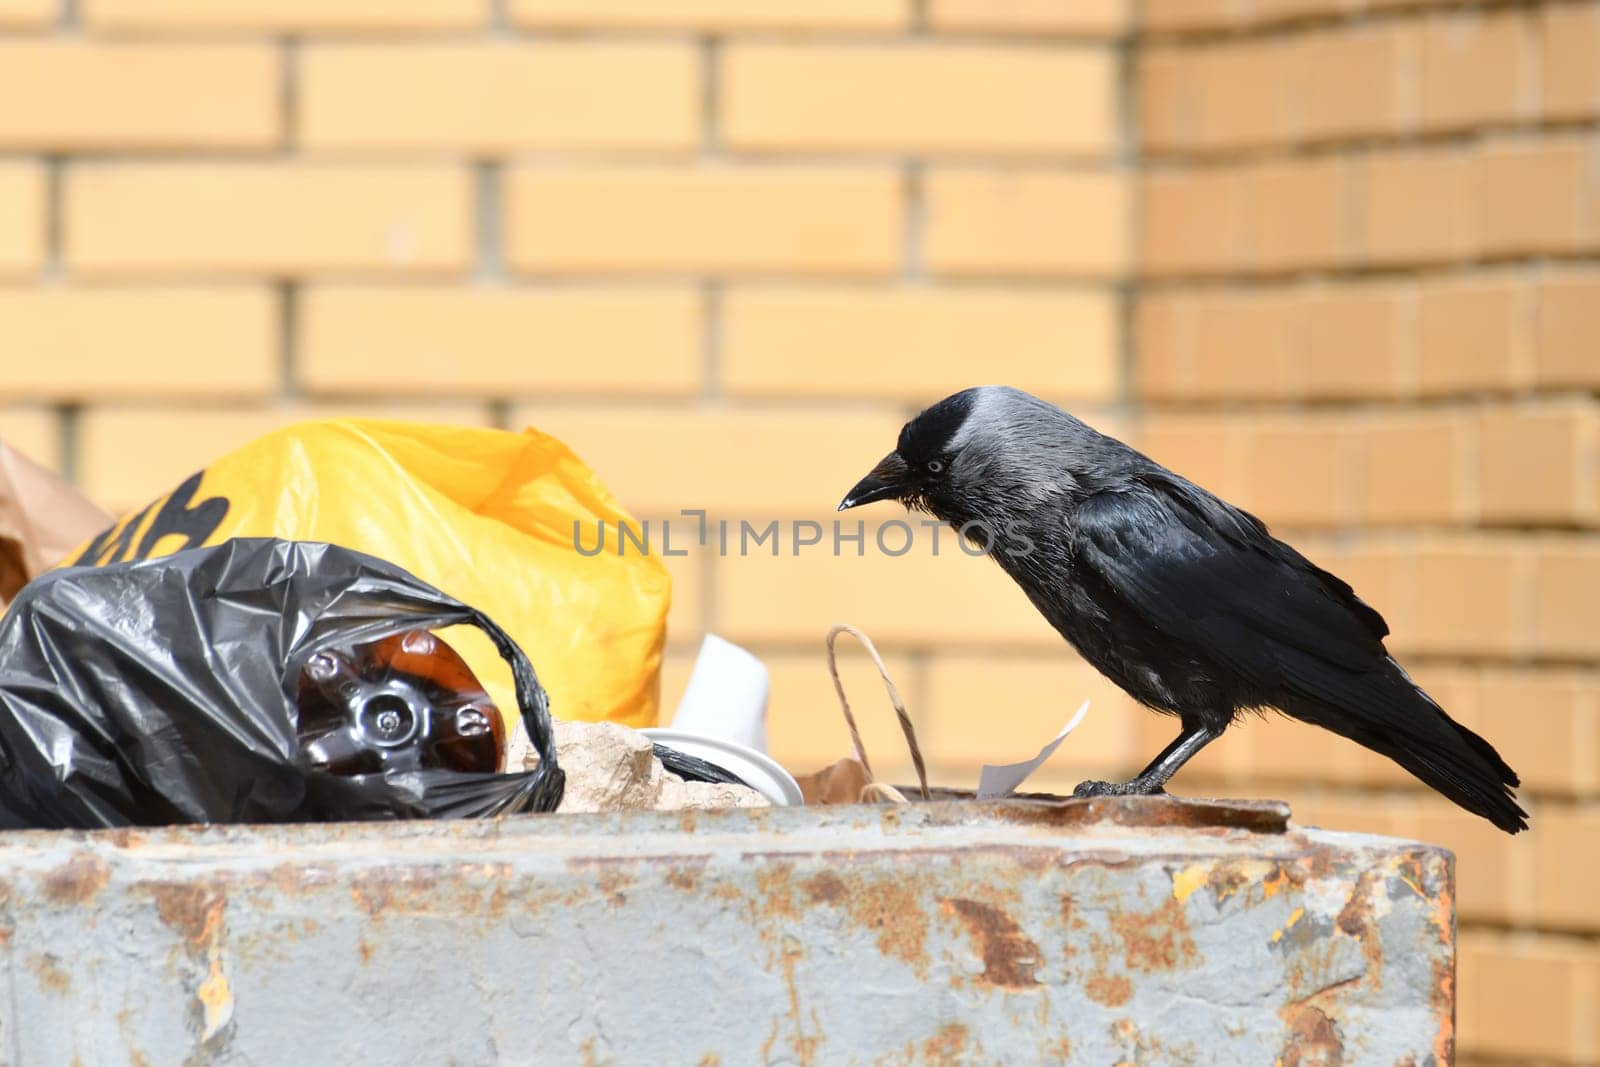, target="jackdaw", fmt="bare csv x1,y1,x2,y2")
839,386,1526,833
